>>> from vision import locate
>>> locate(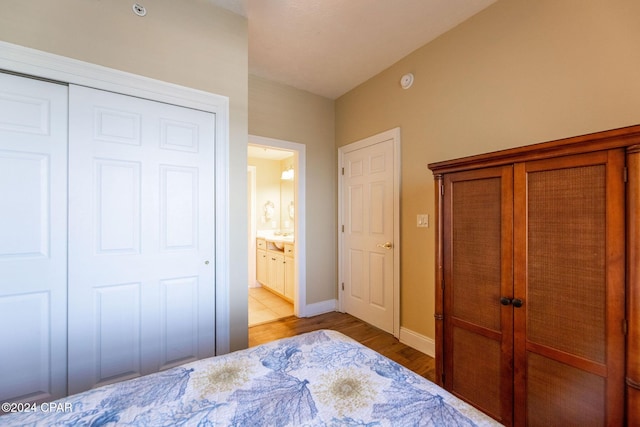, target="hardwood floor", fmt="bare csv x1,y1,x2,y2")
248,311,436,383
